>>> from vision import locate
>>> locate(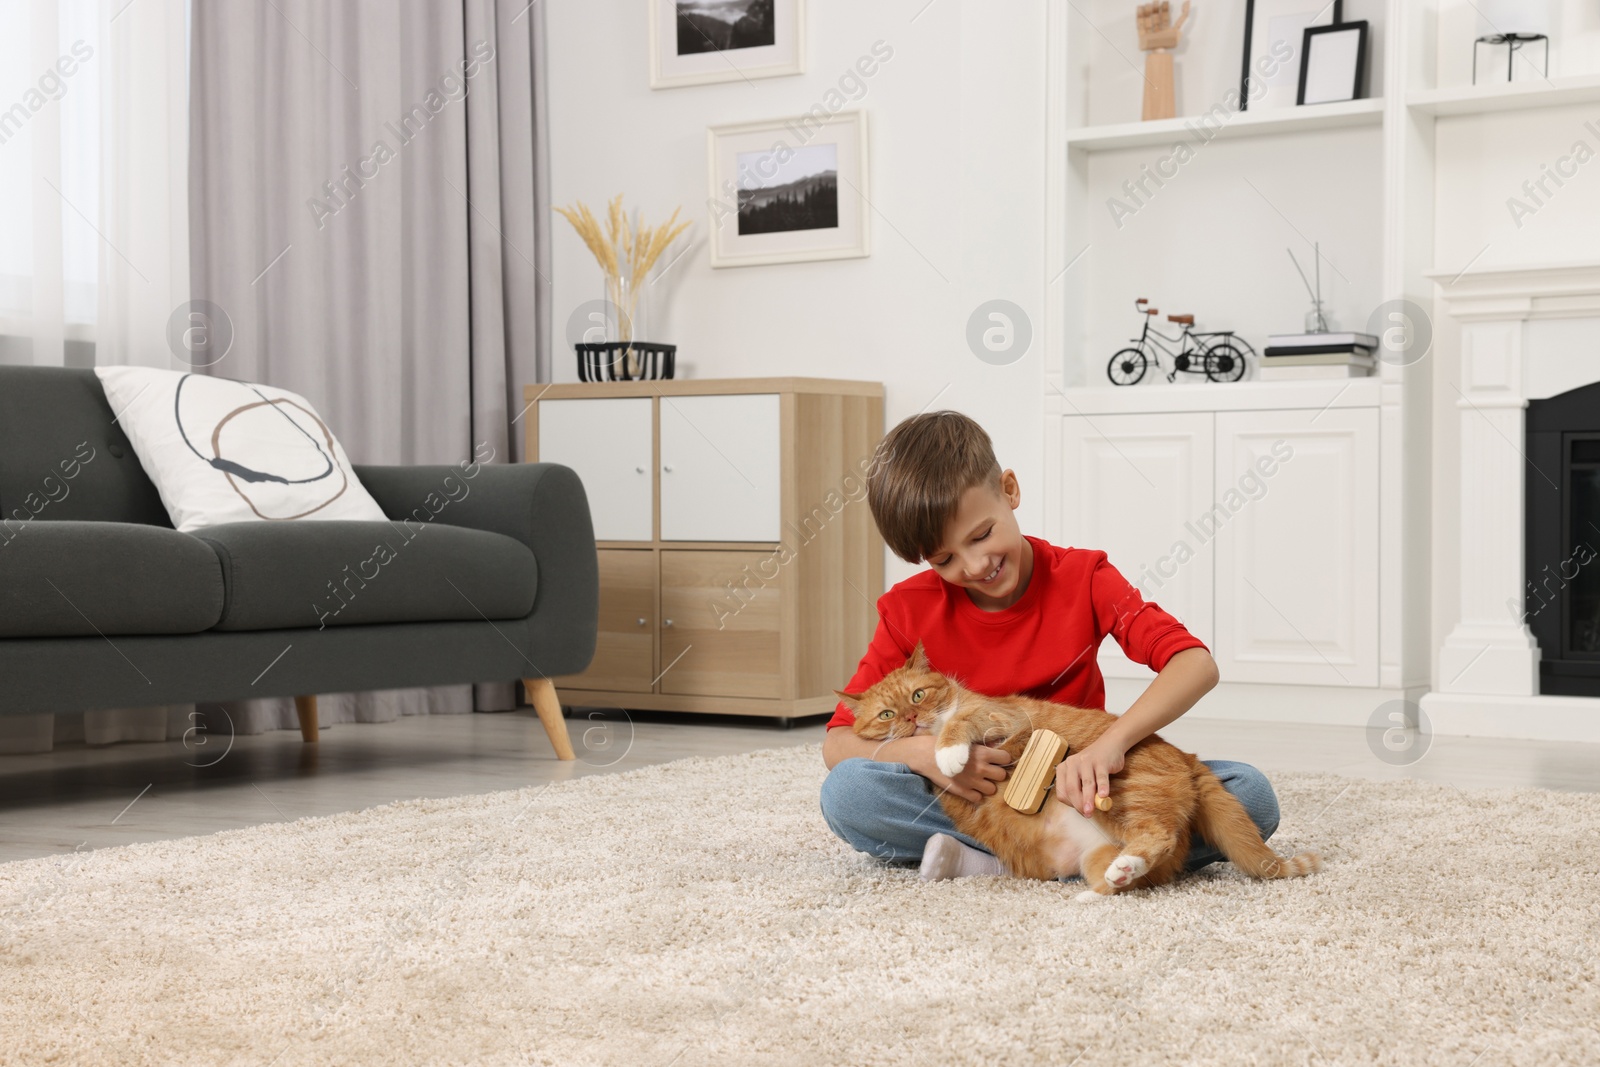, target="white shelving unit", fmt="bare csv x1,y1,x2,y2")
1063,97,1385,152
1408,71,1600,115
1039,0,1600,724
